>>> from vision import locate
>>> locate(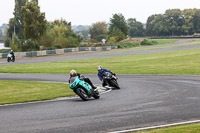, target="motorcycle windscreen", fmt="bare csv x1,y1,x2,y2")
104,72,112,79
69,77,80,89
